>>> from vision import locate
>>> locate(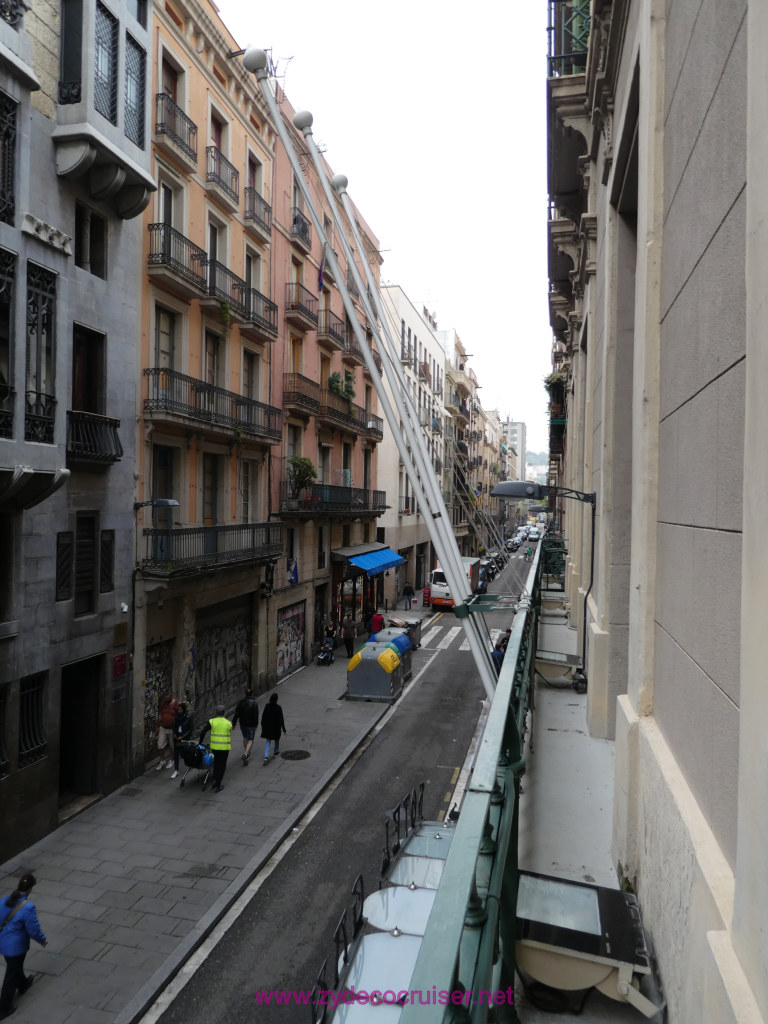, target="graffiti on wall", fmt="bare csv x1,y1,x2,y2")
276,601,305,680
195,614,252,724
144,640,174,758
